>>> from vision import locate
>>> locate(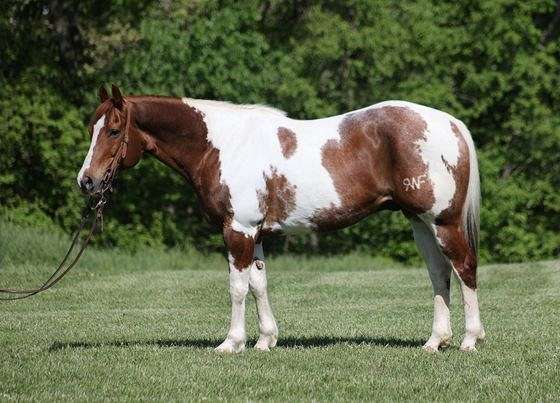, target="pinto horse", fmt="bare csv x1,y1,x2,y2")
77,85,485,353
